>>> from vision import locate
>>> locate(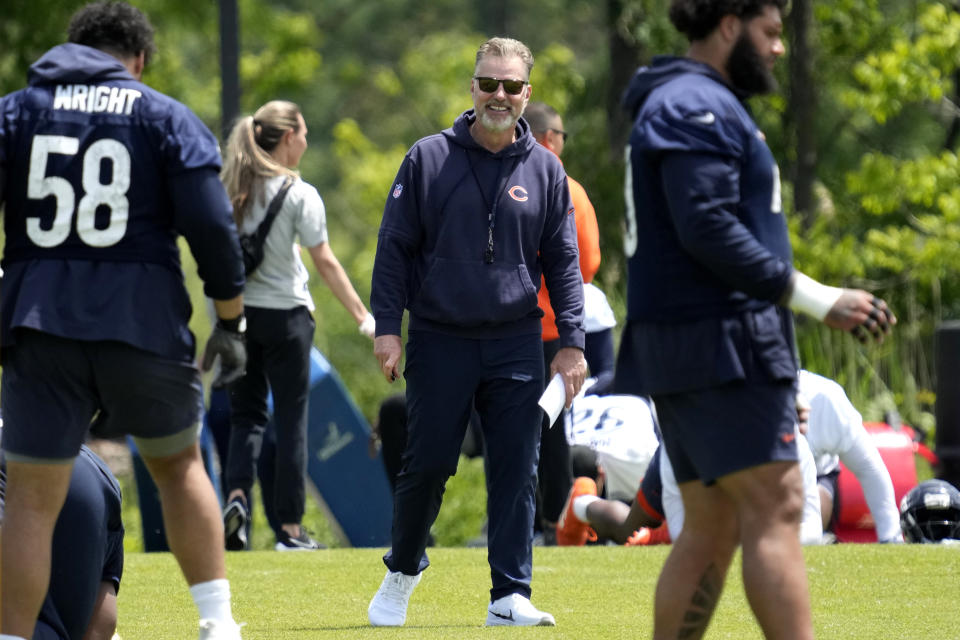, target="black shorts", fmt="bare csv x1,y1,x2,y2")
1,329,203,460
654,378,799,485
